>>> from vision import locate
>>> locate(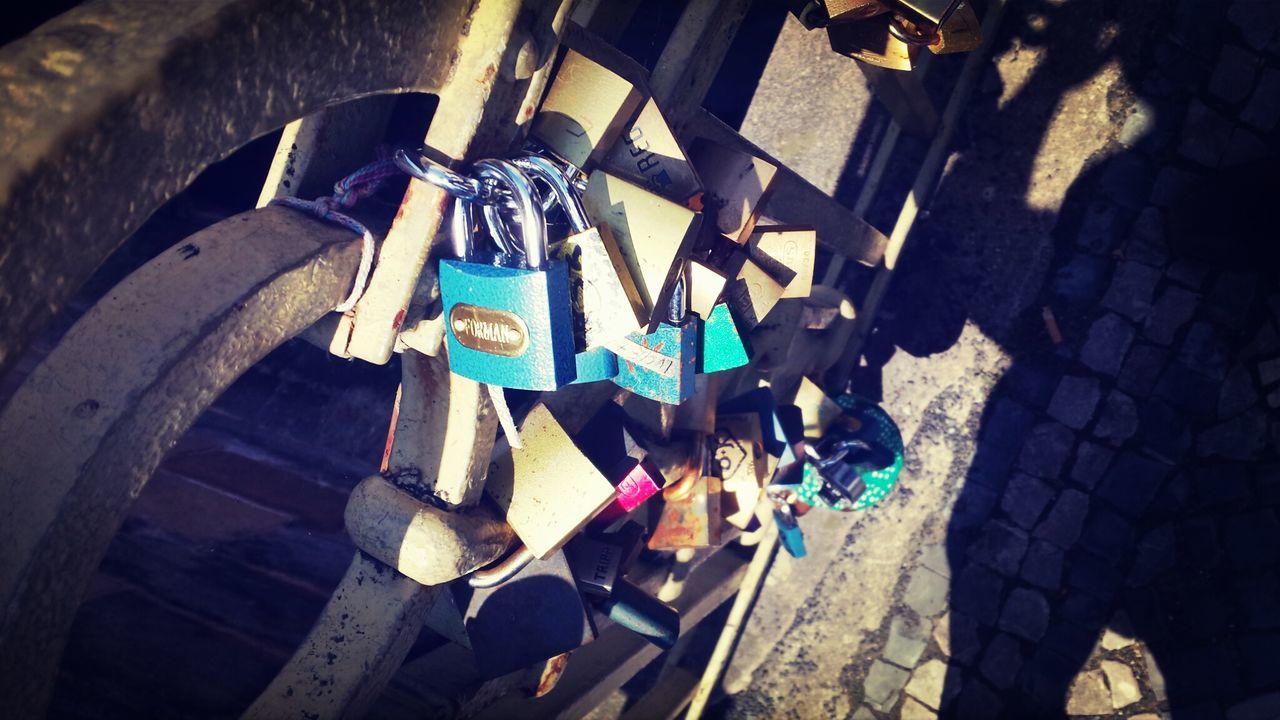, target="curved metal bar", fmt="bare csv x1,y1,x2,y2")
0,207,364,716
395,149,484,201
473,159,548,268
467,544,536,588
0,0,473,380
